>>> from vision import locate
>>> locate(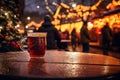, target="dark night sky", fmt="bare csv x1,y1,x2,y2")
24,0,111,16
